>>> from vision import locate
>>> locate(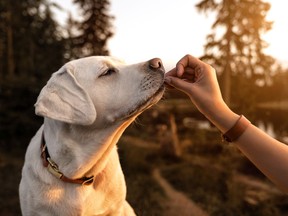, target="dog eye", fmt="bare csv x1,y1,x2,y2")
100,68,117,77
